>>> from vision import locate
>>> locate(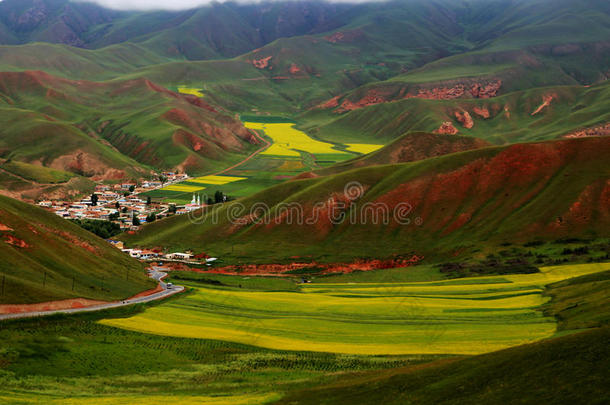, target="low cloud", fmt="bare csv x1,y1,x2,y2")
74,0,221,11
74,0,373,12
